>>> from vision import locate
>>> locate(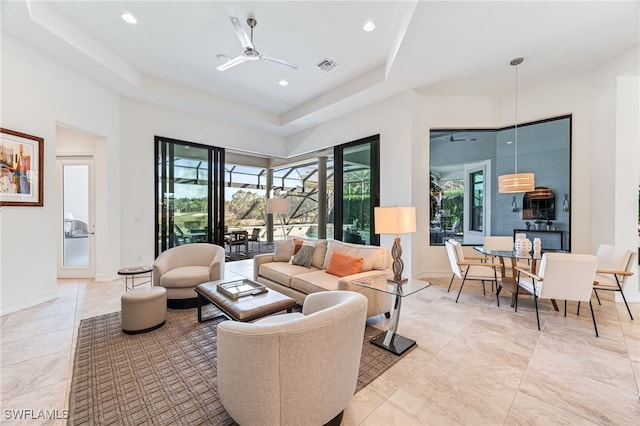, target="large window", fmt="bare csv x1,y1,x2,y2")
223,156,335,242
470,170,484,232
225,164,267,231
429,115,571,248
155,137,225,256
334,135,380,246
272,160,335,240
